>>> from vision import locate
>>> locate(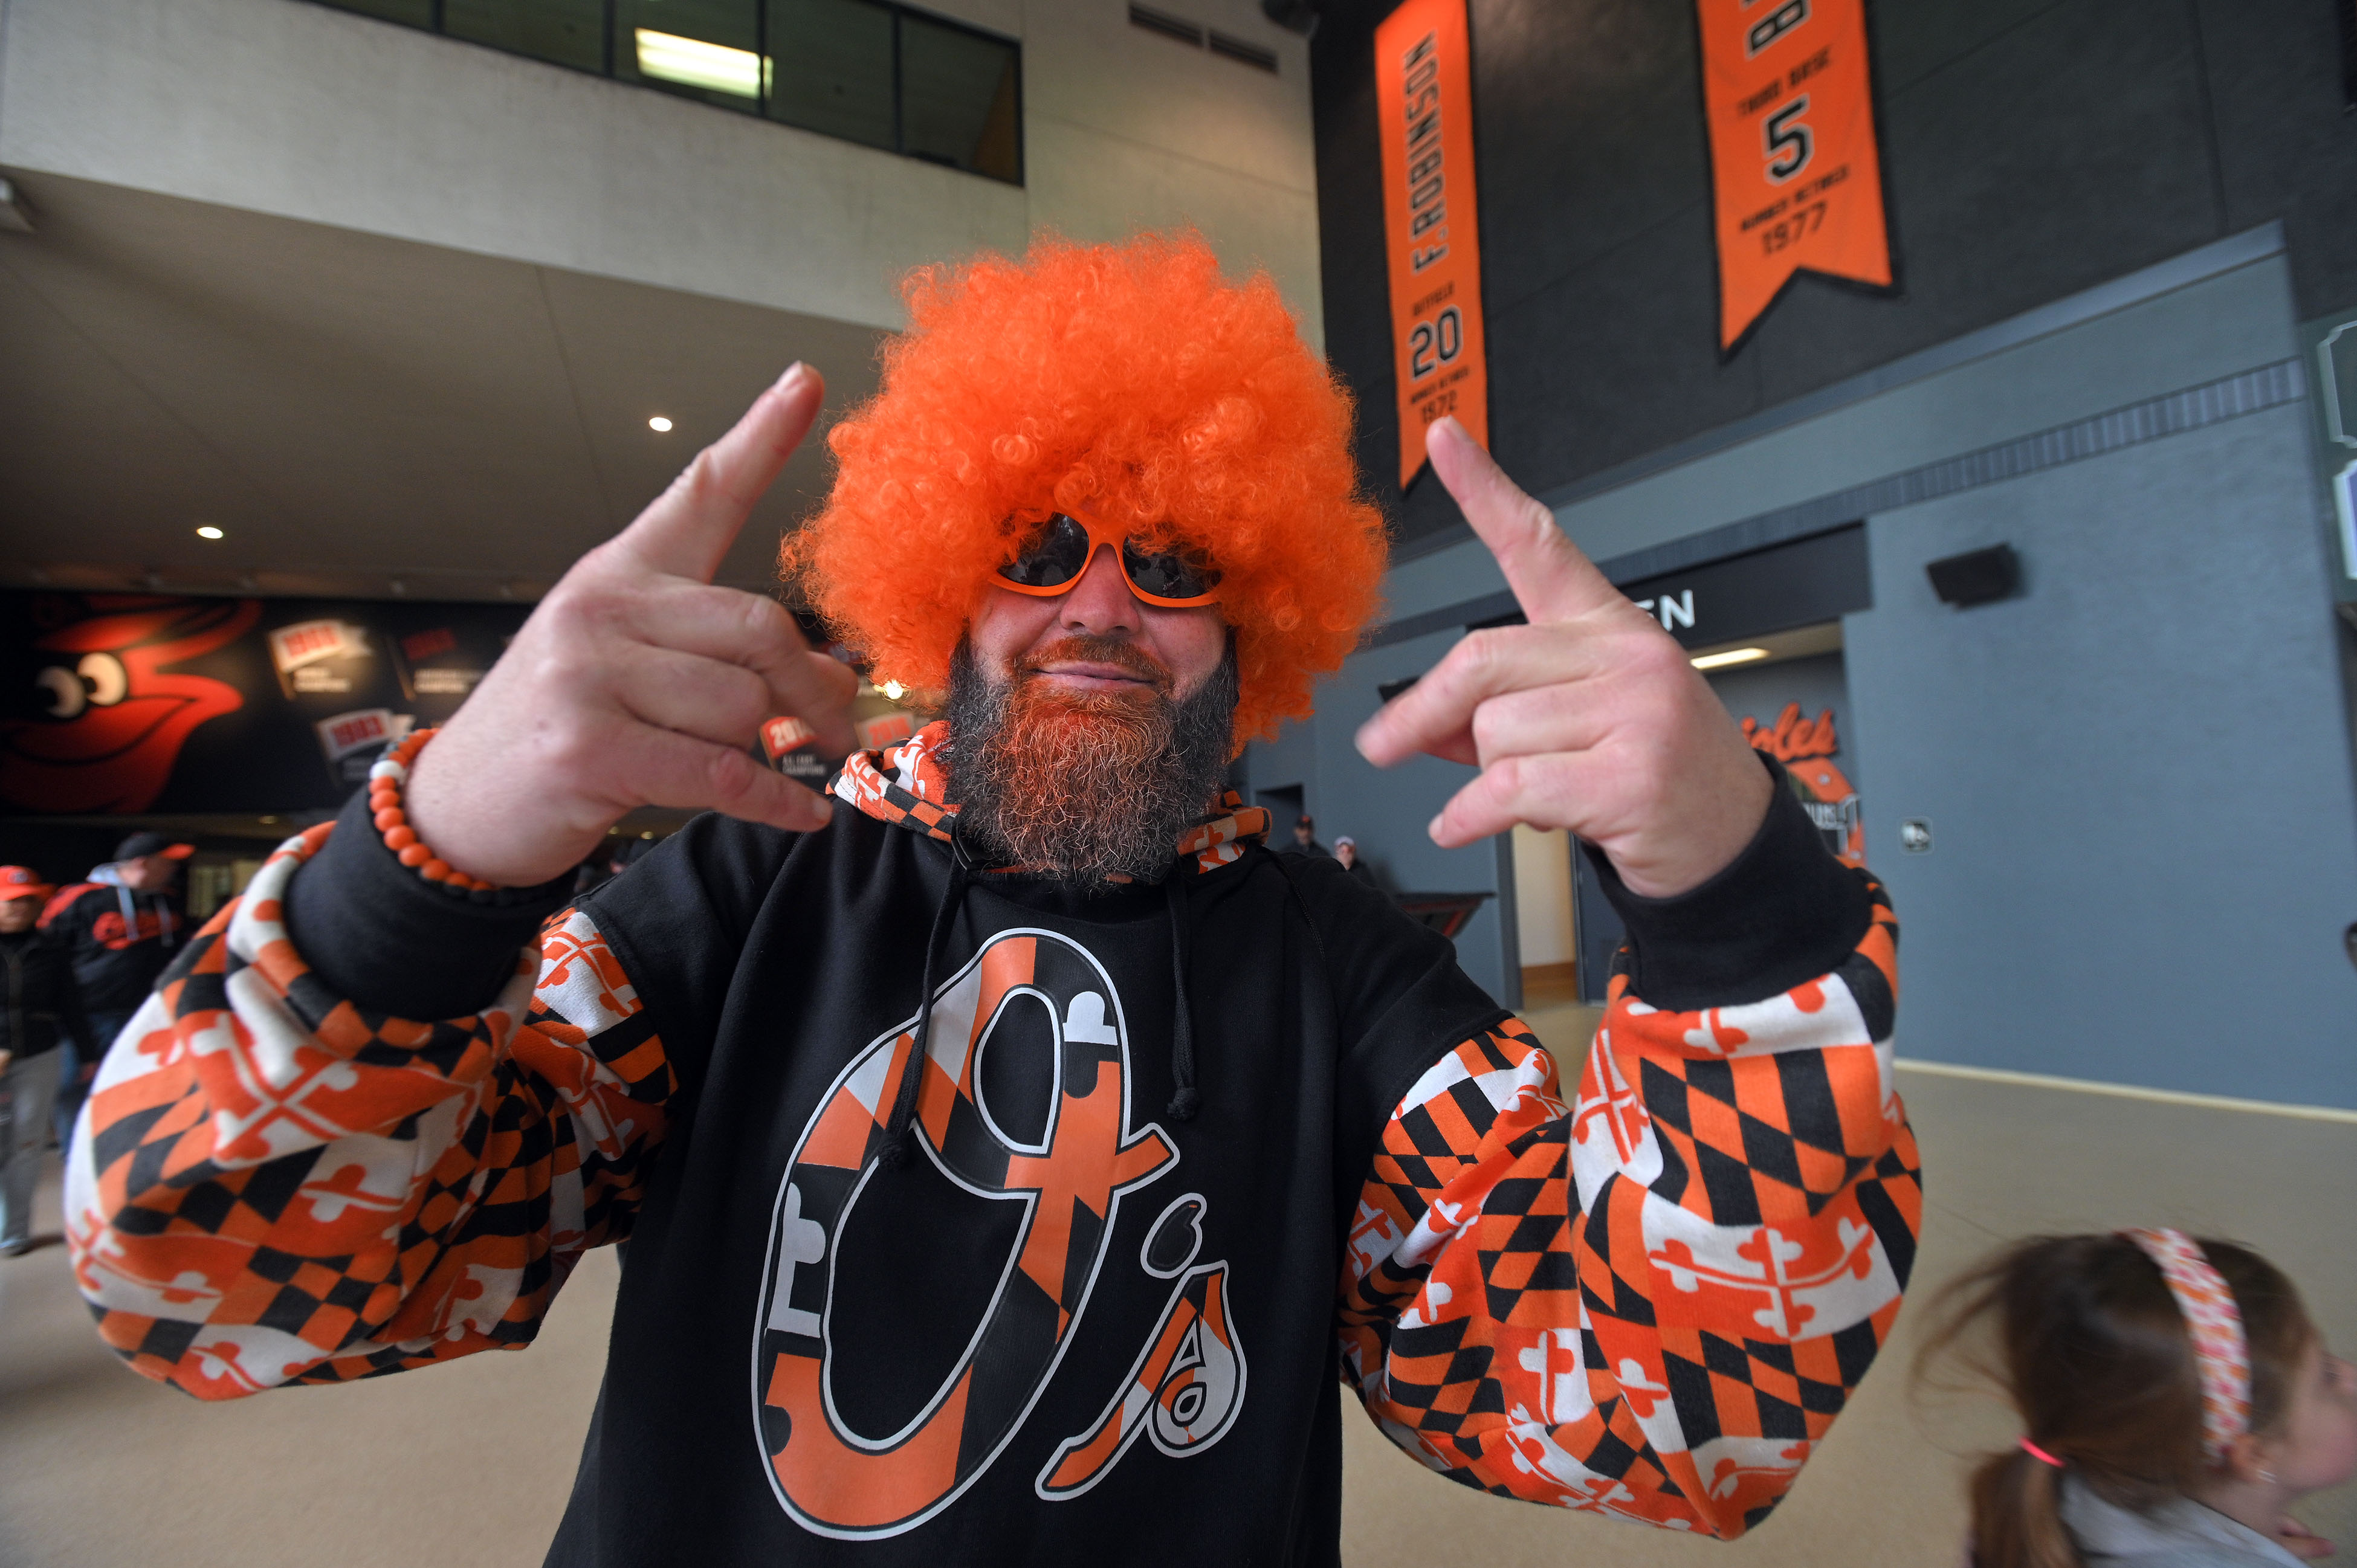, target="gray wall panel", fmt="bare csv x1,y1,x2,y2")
1847,405,2357,1106
1243,710,1322,822
1489,205,1763,489
1869,0,2058,95
1469,0,1707,316
1556,254,2299,570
